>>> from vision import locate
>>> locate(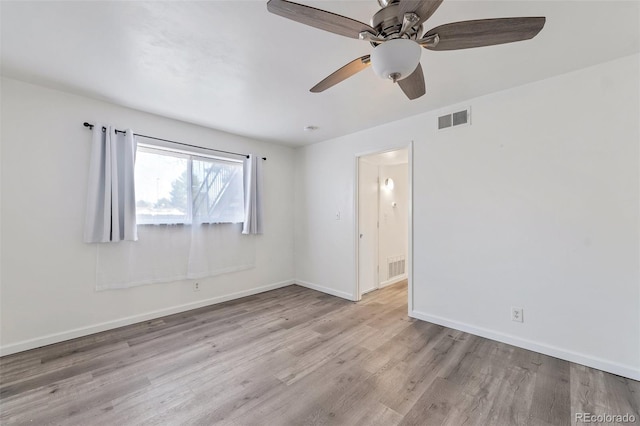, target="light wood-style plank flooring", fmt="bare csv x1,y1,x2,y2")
1,282,638,425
